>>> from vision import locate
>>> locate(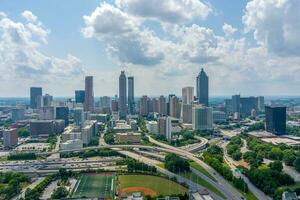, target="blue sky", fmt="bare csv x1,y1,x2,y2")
0,0,299,97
